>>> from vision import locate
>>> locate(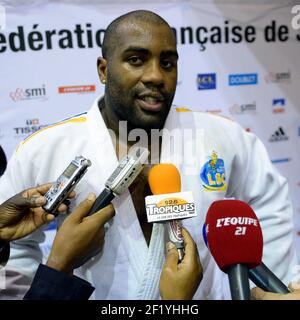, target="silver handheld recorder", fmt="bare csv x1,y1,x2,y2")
43,155,91,215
